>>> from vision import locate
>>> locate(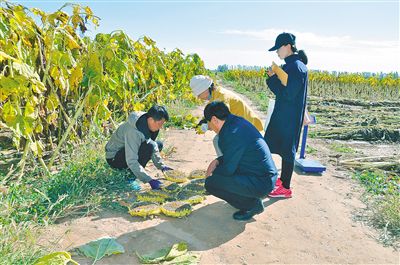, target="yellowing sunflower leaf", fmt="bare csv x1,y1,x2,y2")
31,8,45,18
163,252,200,265
67,33,81,49
85,6,93,17
24,99,37,119
78,237,125,262
12,62,40,80
0,51,17,62
31,79,47,94
136,242,190,264
133,102,145,111
71,14,81,29
97,103,111,120
87,52,102,81
46,112,58,125
164,242,188,261
2,101,17,124
92,17,99,26
34,251,78,265
73,5,80,16
13,9,27,24
46,93,59,112
143,36,155,46
69,66,83,91
22,116,35,136
35,123,43,133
